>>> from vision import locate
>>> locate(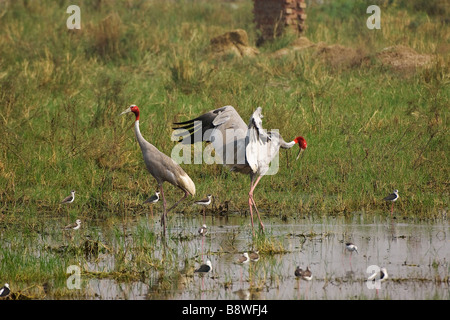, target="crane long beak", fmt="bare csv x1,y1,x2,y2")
296,147,305,160
120,108,131,116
